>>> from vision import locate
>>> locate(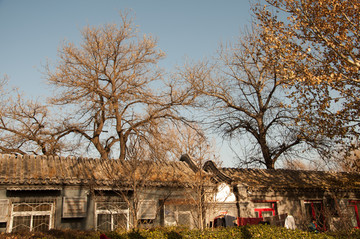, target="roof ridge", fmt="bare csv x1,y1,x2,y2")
220,167,357,174
0,153,197,187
